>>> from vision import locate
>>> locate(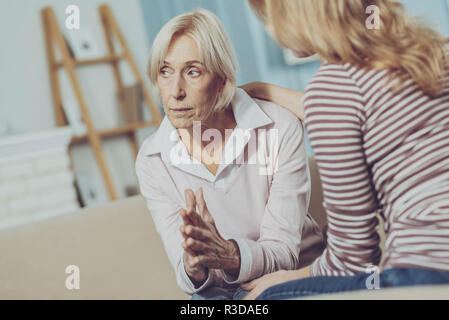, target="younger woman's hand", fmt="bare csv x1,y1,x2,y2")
241,266,311,300
239,82,305,121
239,81,270,100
